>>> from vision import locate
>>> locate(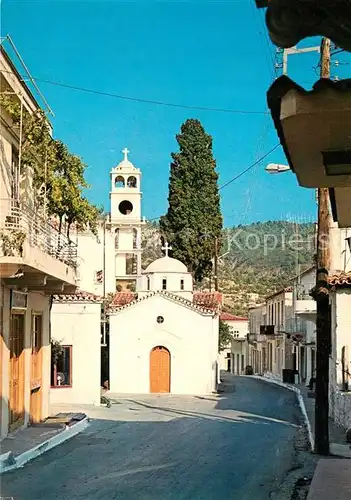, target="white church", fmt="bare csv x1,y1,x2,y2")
50,149,220,404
